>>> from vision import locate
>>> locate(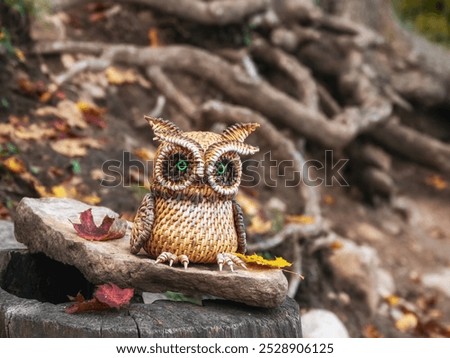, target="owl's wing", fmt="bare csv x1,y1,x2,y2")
130,192,154,254
232,199,247,254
